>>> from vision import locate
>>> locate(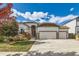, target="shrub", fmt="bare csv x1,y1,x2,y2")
14,34,27,41
0,36,10,42
4,36,16,44
0,36,5,42
0,20,18,36
76,34,79,40
5,33,31,44
23,32,31,40
14,33,31,41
